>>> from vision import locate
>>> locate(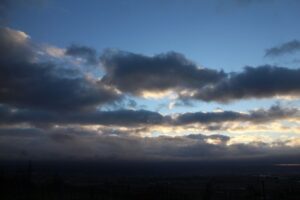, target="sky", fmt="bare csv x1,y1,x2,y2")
0,0,300,162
